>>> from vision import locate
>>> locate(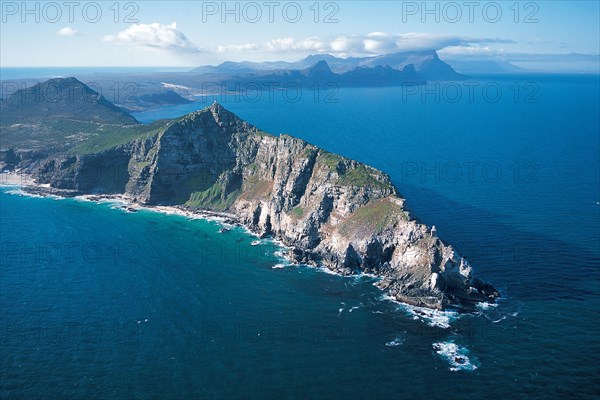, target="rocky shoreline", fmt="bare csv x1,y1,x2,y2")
2,173,241,225
1,100,500,311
